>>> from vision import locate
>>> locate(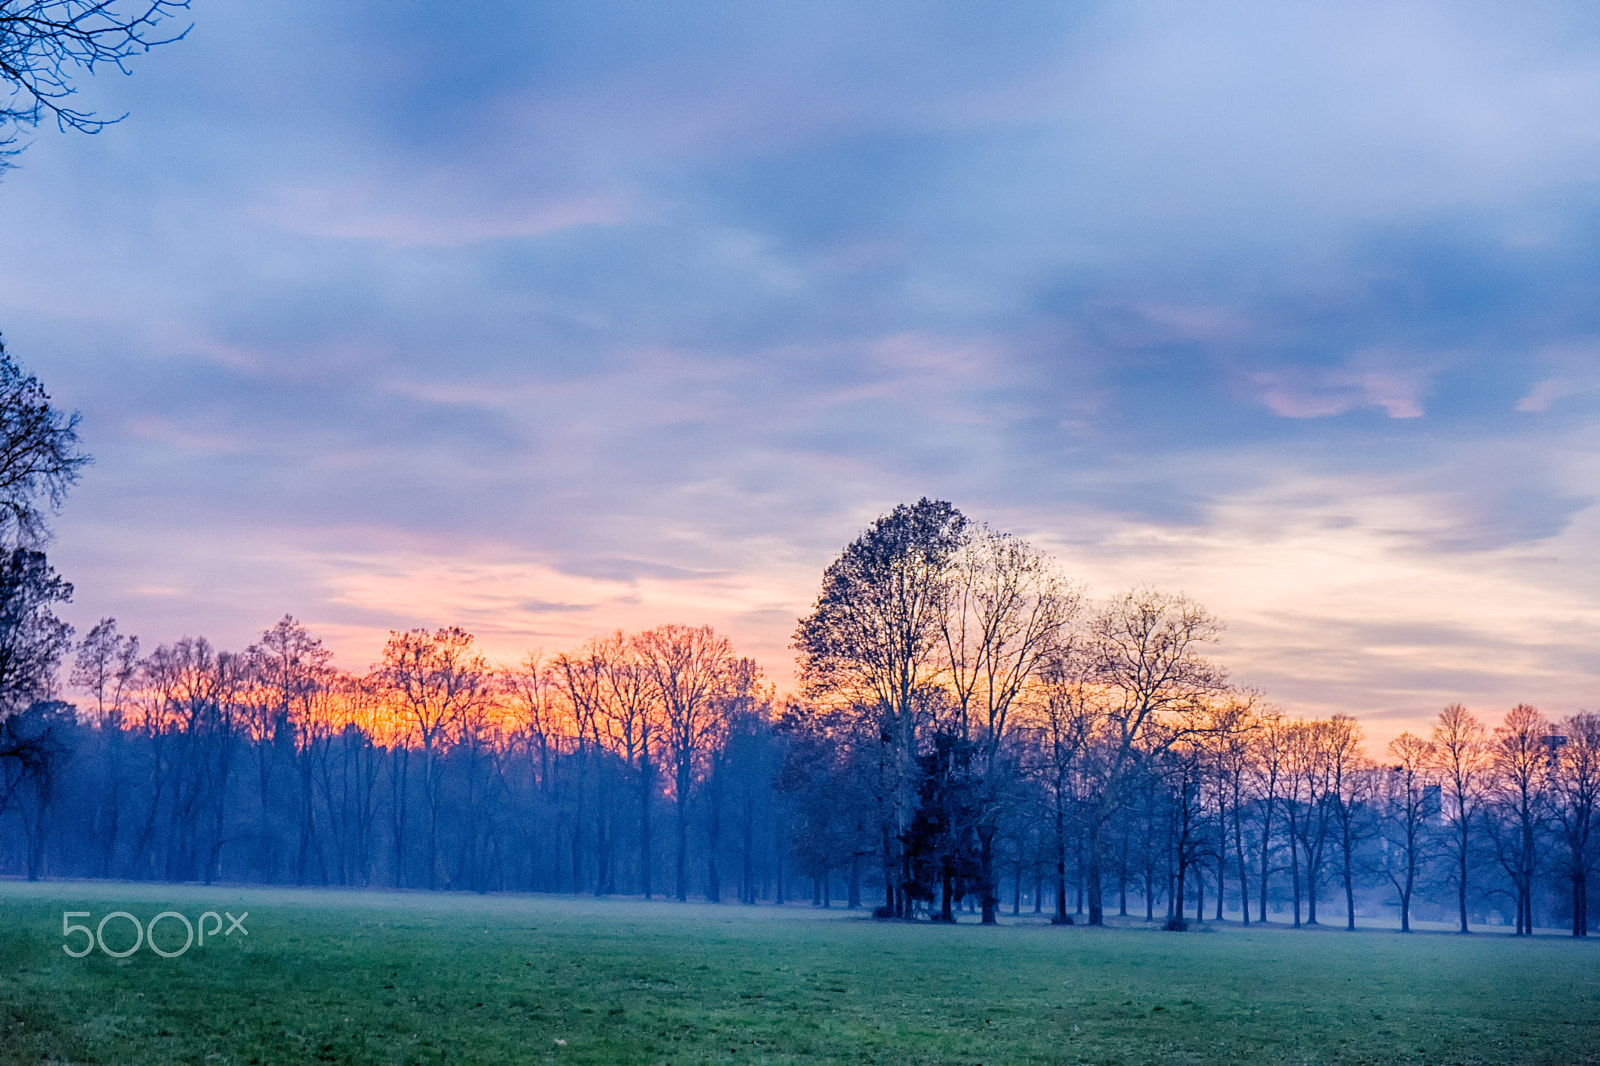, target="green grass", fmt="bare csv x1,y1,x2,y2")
1,881,1596,1065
